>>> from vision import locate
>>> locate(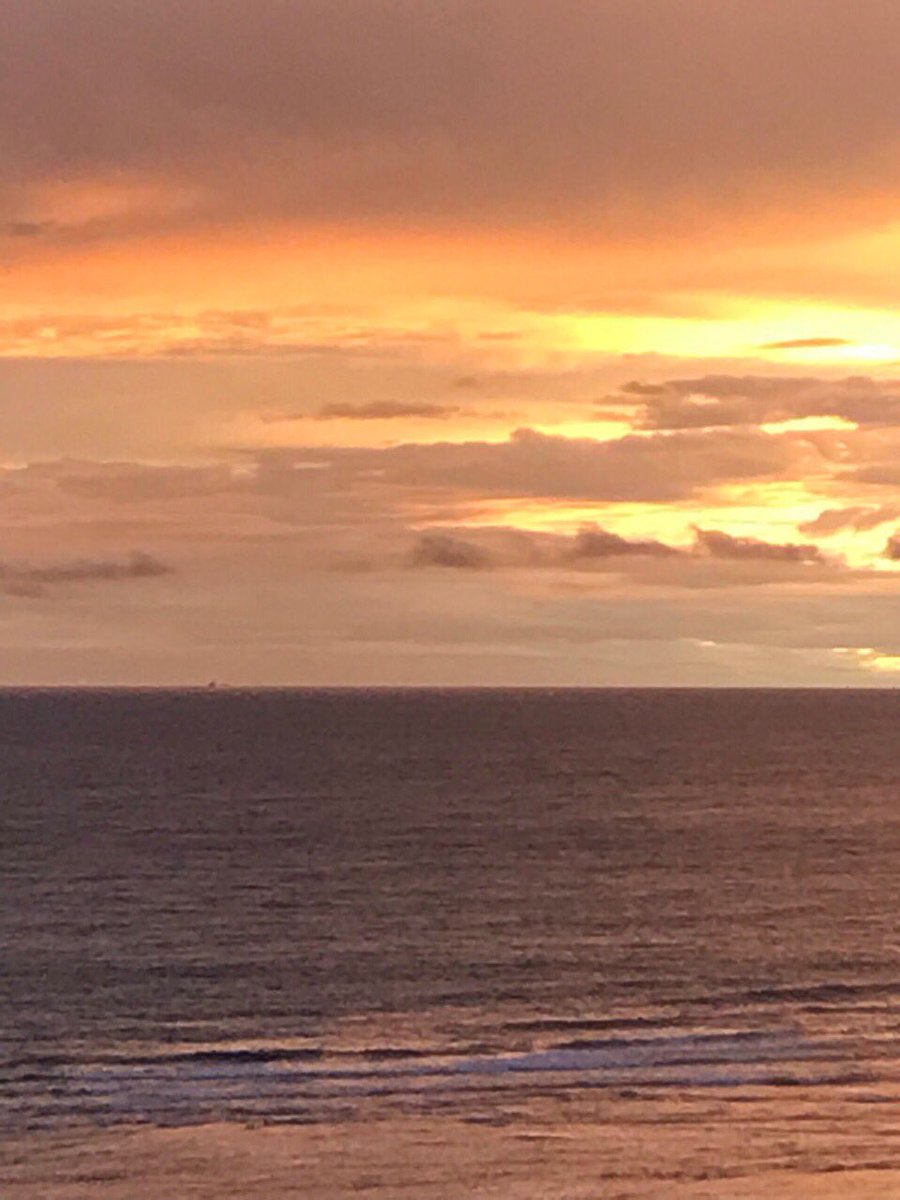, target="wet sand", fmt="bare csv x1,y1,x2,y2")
6,1086,900,1200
